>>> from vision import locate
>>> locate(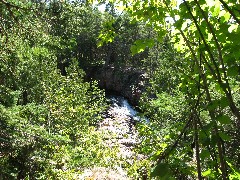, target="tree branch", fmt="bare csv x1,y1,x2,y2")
219,0,240,25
